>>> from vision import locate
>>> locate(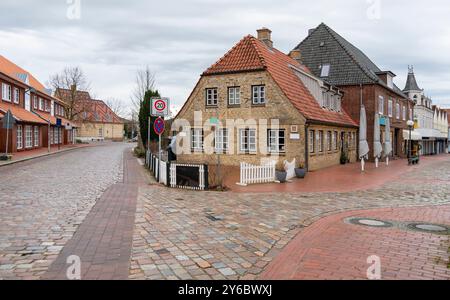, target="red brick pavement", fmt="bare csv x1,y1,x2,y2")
226,154,449,193
260,205,450,280
43,149,148,280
